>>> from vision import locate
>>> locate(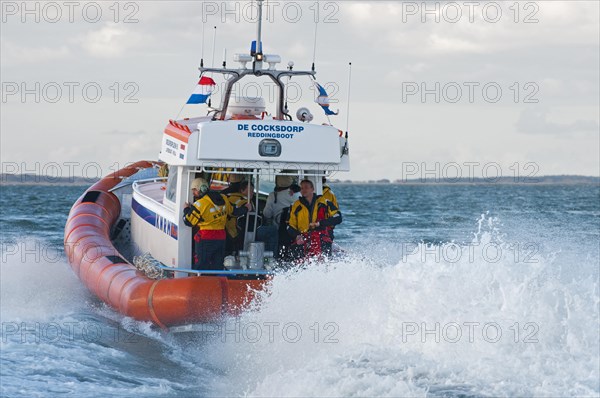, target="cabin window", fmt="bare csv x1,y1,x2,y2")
165,170,178,203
